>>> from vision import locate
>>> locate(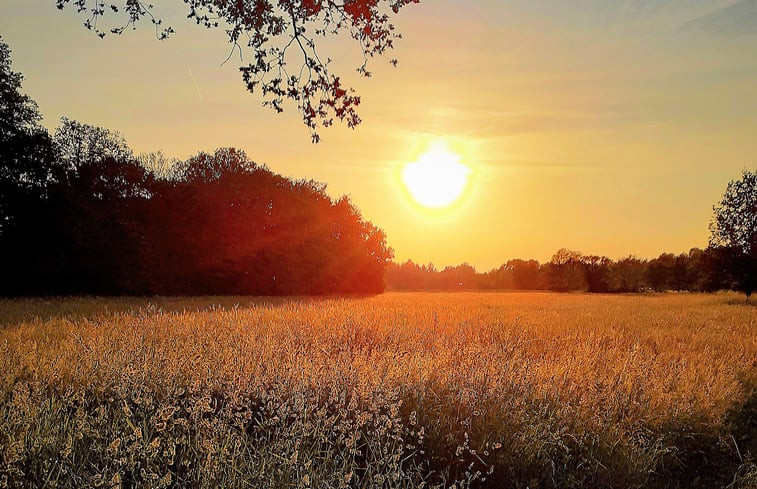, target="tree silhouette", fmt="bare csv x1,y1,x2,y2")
610,256,646,293
0,37,56,225
53,117,133,172
0,37,59,295
384,249,733,295
54,0,420,142
581,255,611,293
547,249,586,292
710,170,757,301
1,37,395,296
508,259,543,290
1,36,749,298
646,253,675,292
